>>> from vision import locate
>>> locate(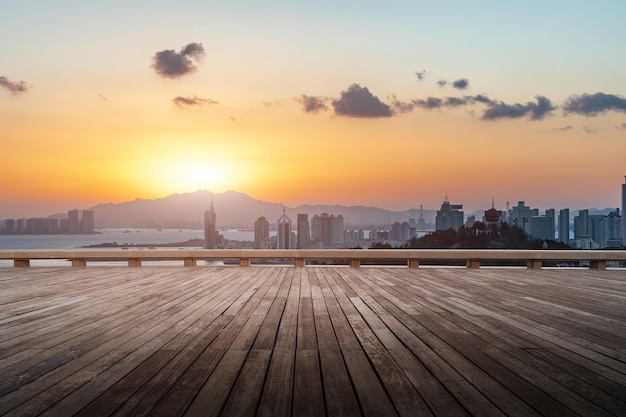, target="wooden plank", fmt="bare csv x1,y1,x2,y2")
293,349,325,417
255,269,299,417
314,314,362,417
341,348,399,416
1,266,625,417
220,349,273,417
184,349,249,417
106,316,230,417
